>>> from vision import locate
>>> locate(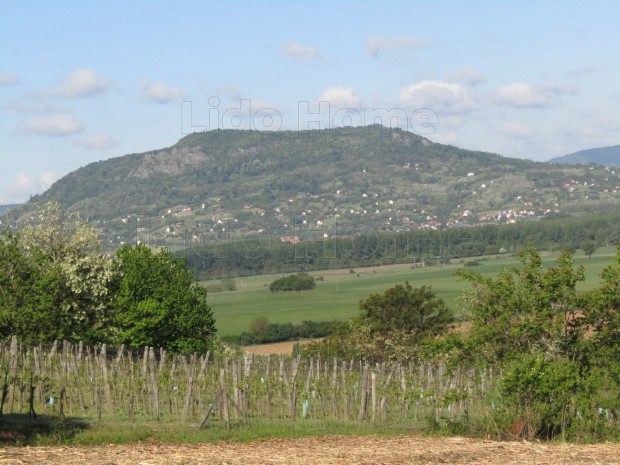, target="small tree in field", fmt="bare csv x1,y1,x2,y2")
359,283,452,337
582,241,596,258
334,283,454,361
